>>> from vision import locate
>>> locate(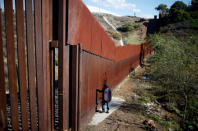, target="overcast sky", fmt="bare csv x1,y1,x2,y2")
82,0,191,18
